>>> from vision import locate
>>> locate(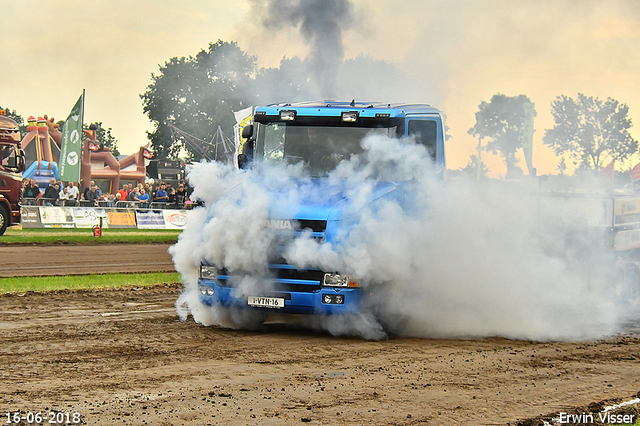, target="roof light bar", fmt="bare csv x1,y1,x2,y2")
280,110,296,121
341,111,359,123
